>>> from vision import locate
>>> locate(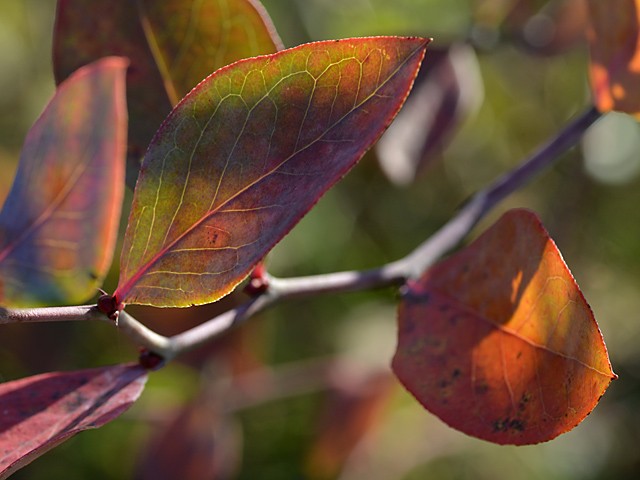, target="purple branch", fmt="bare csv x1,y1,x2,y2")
0,106,602,362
